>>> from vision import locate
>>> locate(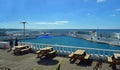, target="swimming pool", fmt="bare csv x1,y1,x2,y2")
24,36,120,50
